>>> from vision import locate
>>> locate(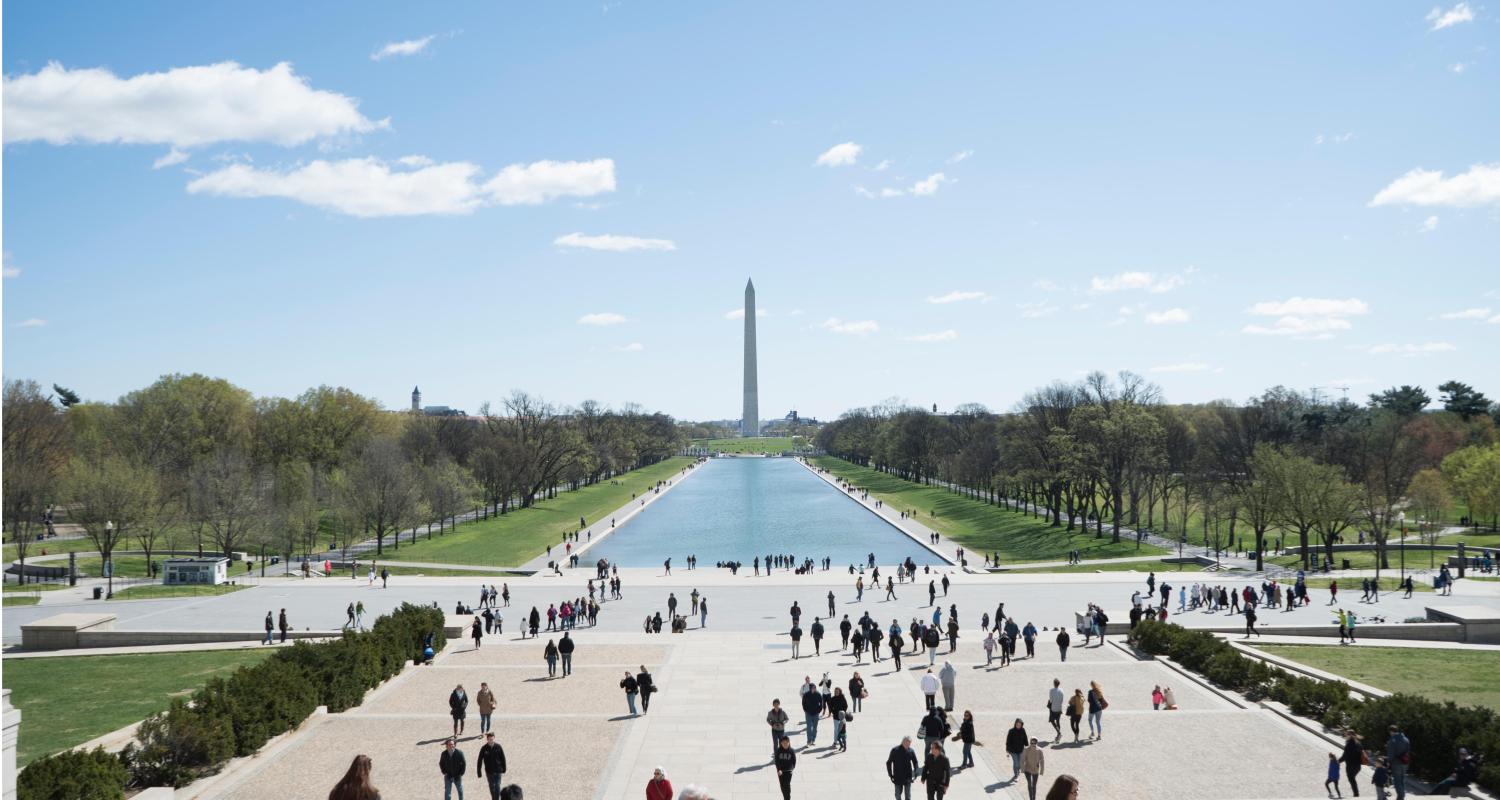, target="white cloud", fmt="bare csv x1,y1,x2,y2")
371,35,435,61
874,159,893,171
3,61,383,148
1148,362,1212,373
186,157,614,217
1420,215,1440,233
1089,271,1187,294
553,233,676,252
397,155,434,168
1315,132,1354,145
816,142,861,167
15,318,47,328
926,290,988,304
821,317,878,335
1243,296,1369,338
152,147,189,169
1370,164,1500,208
1427,2,1474,30
724,308,768,320
578,312,627,326
1145,308,1191,324
1439,307,1491,320
947,149,974,164
1491,315,1500,324
905,330,958,343
879,187,905,198
910,173,948,196
1451,62,1468,73
1018,301,1059,319
1034,279,1062,291
2,252,19,279
1365,342,1457,356
613,342,645,352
